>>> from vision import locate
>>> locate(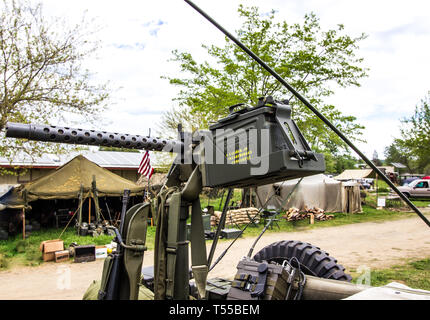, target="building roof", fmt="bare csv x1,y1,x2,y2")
391,162,407,169
0,150,158,170
334,169,375,180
